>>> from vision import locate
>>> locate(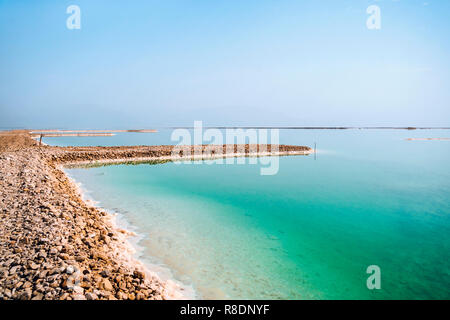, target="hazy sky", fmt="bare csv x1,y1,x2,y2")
1,0,449,129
